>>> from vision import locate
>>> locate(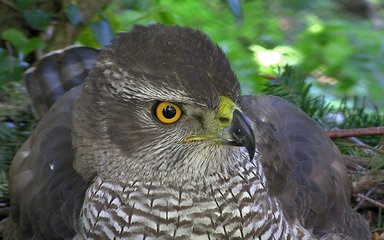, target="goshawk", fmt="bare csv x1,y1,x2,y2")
3,25,369,239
